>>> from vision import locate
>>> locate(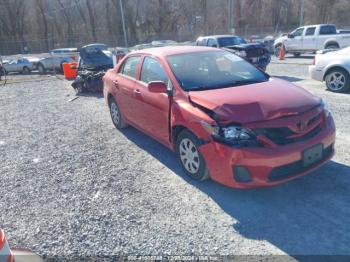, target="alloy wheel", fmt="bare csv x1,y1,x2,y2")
110,101,120,126
179,138,200,174
326,71,346,91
